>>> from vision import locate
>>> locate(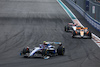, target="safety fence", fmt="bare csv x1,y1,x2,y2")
66,0,100,32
